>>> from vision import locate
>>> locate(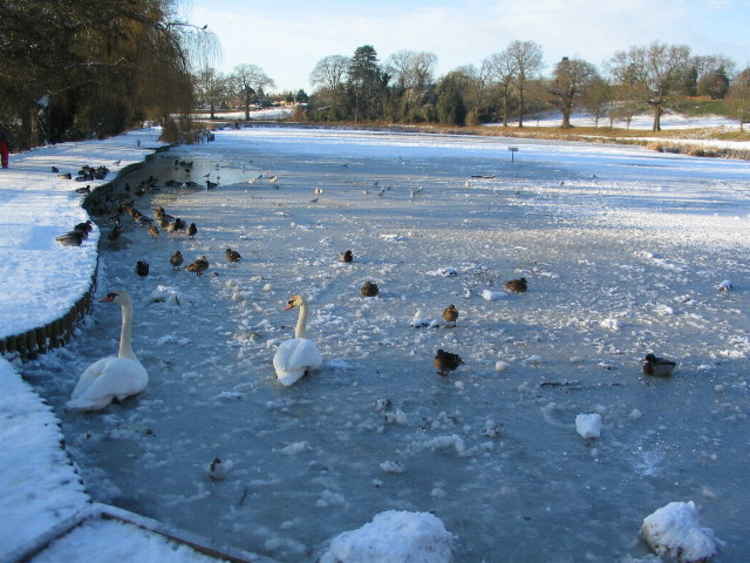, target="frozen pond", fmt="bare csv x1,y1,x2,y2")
25,127,750,561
